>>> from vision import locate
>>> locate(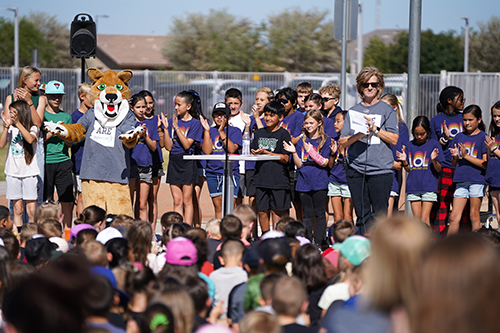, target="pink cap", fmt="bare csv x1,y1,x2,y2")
165,237,197,266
